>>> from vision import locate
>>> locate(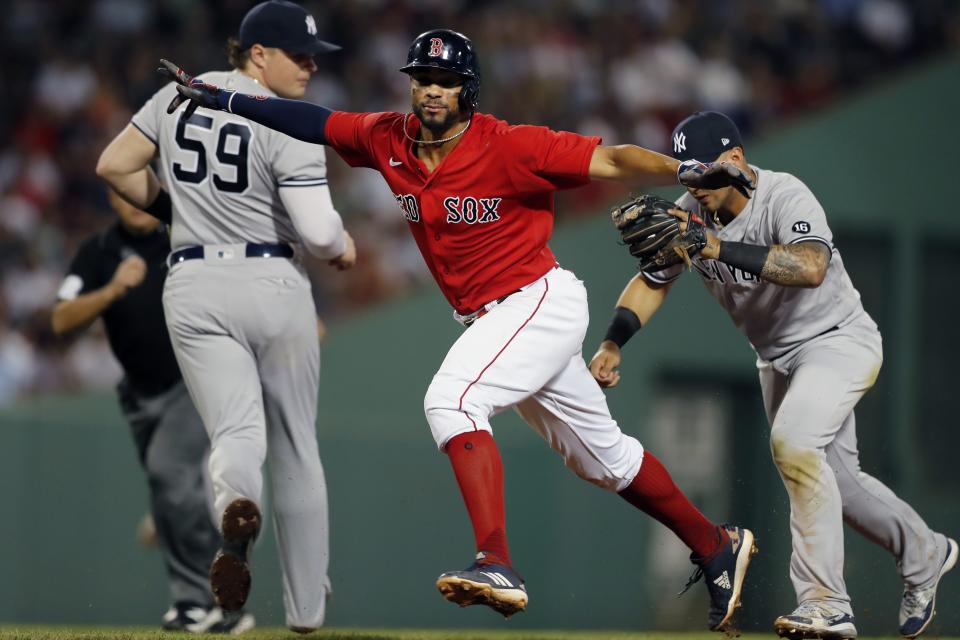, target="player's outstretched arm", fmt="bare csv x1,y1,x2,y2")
589,274,672,388
588,145,754,197
158,59,332,145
